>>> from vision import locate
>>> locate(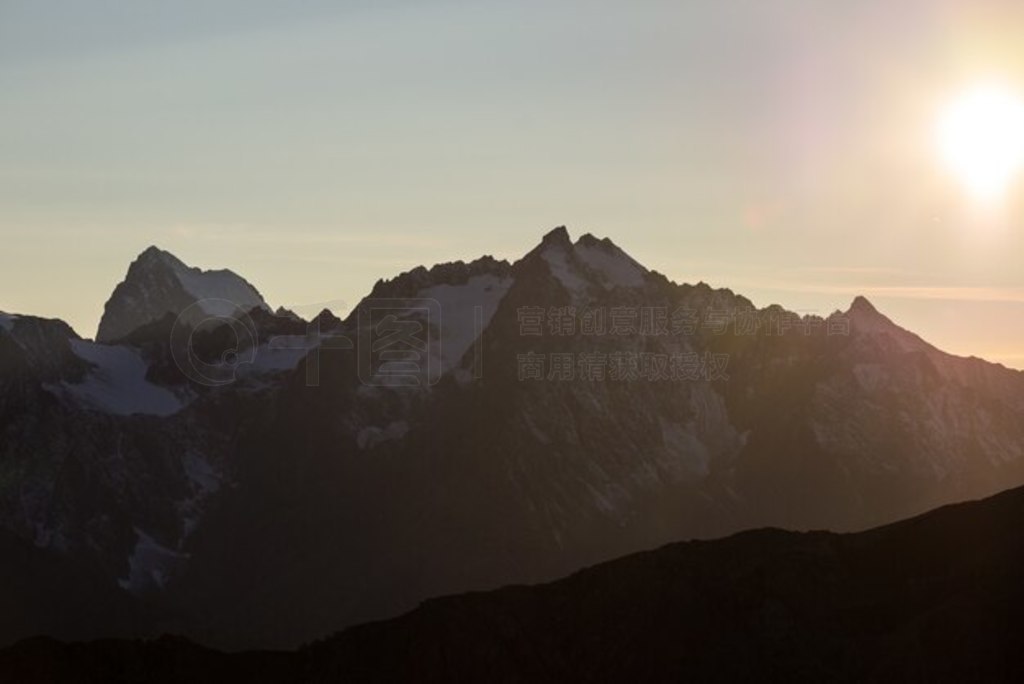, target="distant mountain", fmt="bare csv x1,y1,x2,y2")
2,228,1024,649
6,480,1024,682
96,246,269,343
